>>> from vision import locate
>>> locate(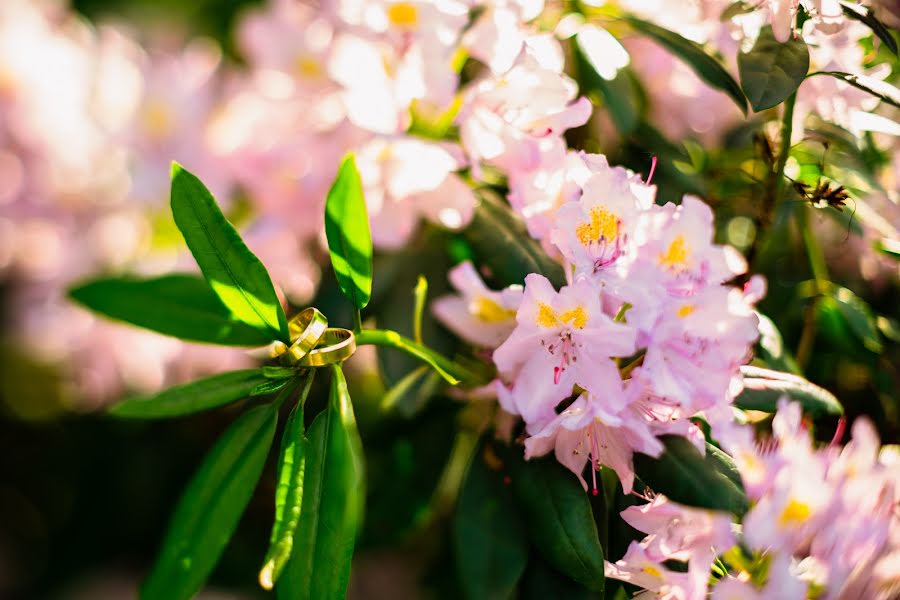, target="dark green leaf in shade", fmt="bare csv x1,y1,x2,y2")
277,366,365,600
509,455,605,592
259,374,316,590
841,2,898,55
461,192,567,289
454,442,529,600
624,15,748,114
738,25,809,111
140,402,279,599
755,312,802,374
808,71,900,109
109,369,271,419
324,154,373,310
736,365,843,416
68,274,273,346
519,554,601,600
573,28,639,135
170,163,289,342
633,436,749,516
826,284,884,353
